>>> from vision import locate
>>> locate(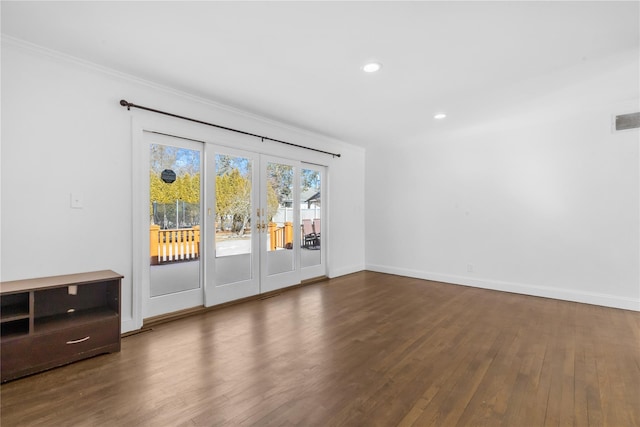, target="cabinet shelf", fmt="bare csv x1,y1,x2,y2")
1,309,30,323
1,319,29,339
1,292,30,325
